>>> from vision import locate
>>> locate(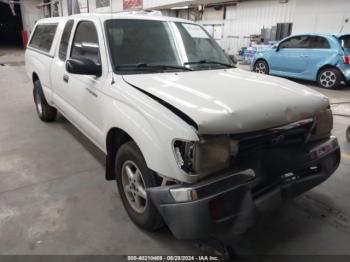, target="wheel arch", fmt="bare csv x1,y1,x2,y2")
32,72,39,83
254,58,268,64
105,127,133,181
254,58,269,68
317,64,345,81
